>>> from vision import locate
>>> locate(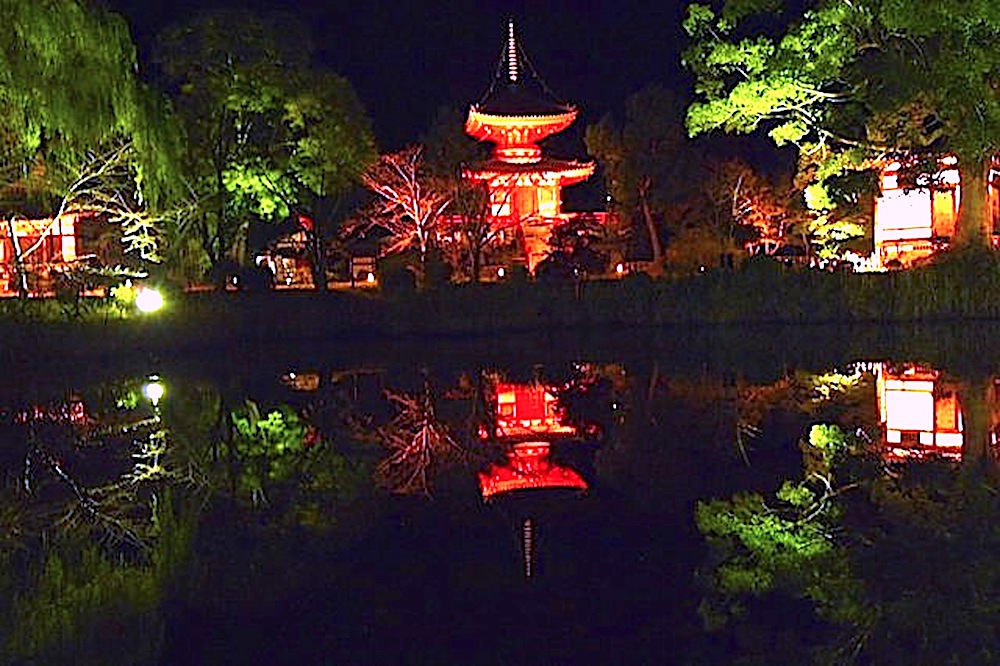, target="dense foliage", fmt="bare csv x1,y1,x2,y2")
698,412,1000,664
154,9,376,283
684,0,1000,248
